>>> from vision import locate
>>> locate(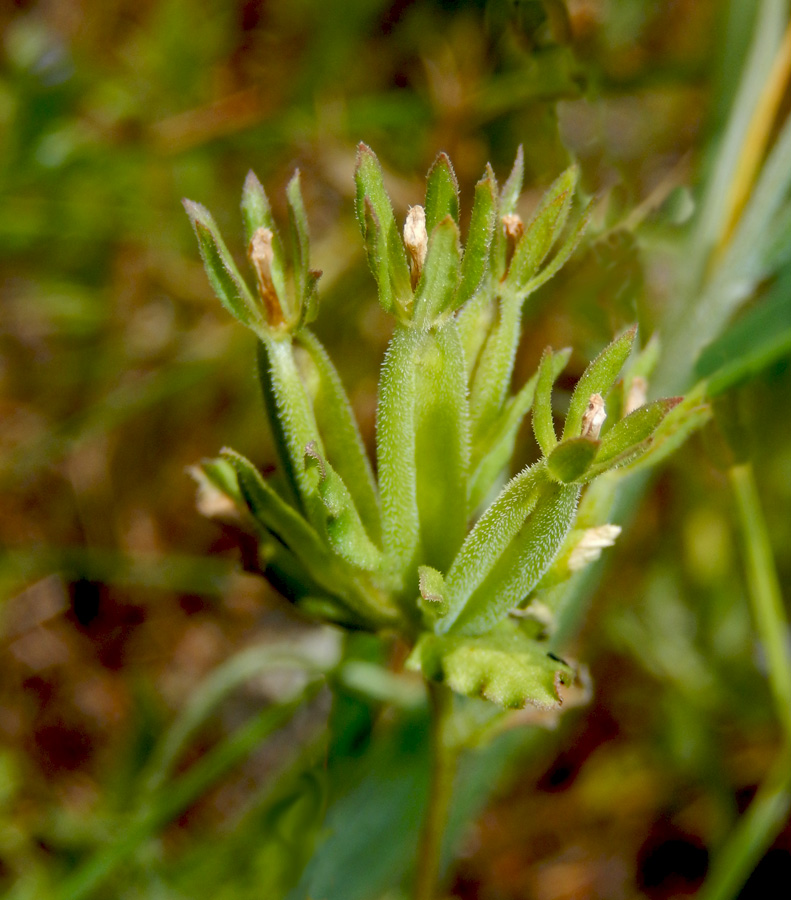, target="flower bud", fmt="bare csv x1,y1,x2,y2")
404,205,428,288
248,227,285,327
581,393,606,439
624,376,648,416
